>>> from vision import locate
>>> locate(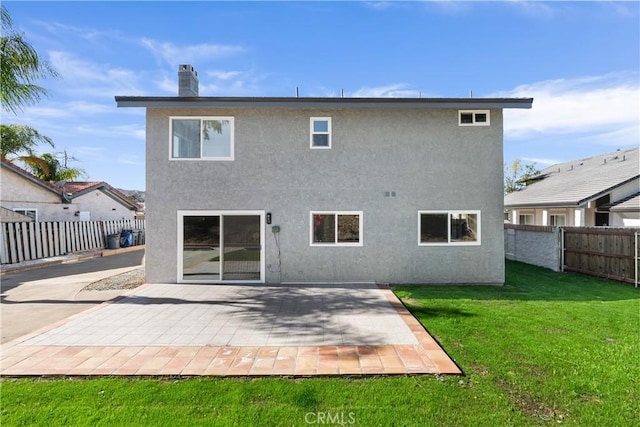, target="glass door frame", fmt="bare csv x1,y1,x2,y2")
177,210,265,283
